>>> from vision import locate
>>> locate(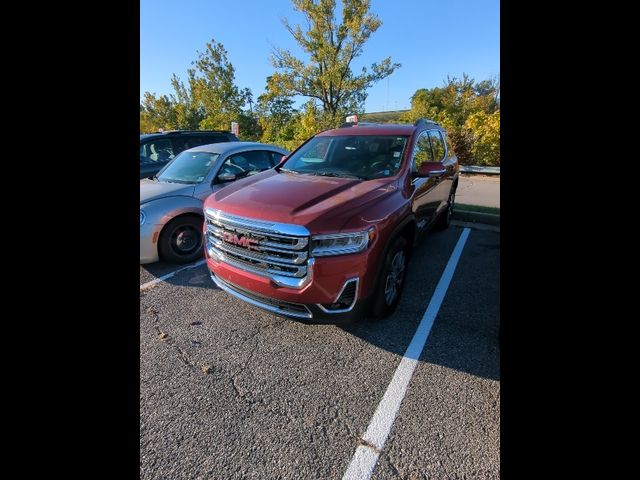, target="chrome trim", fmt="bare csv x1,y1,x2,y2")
205,208,310,237
207,243,306,278
210,236,308,268
204,208,313,289
428,169,446,176
207,242,314,289
207,223,308,250
207,225,308,263
316,277,359,314
271,258,315,289
209,271,312,320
